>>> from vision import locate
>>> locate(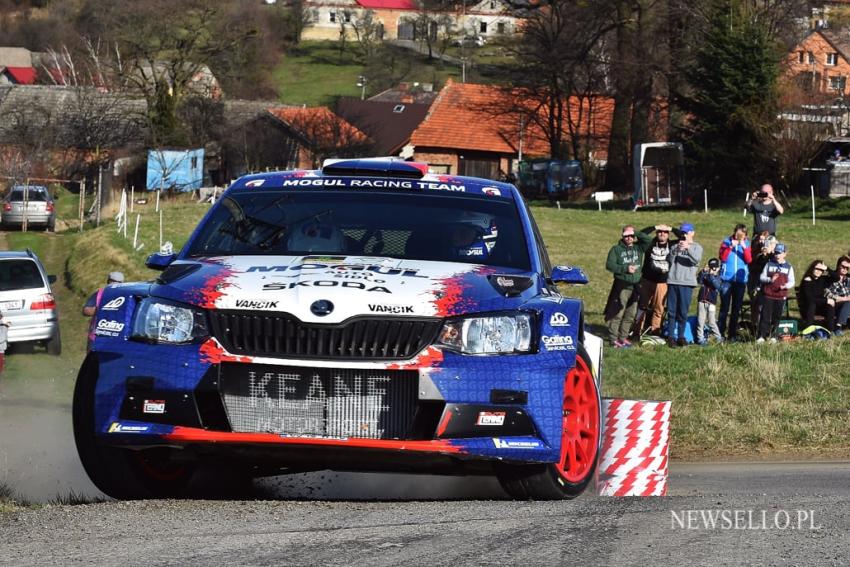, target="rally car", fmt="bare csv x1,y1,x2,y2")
73,157,603,500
